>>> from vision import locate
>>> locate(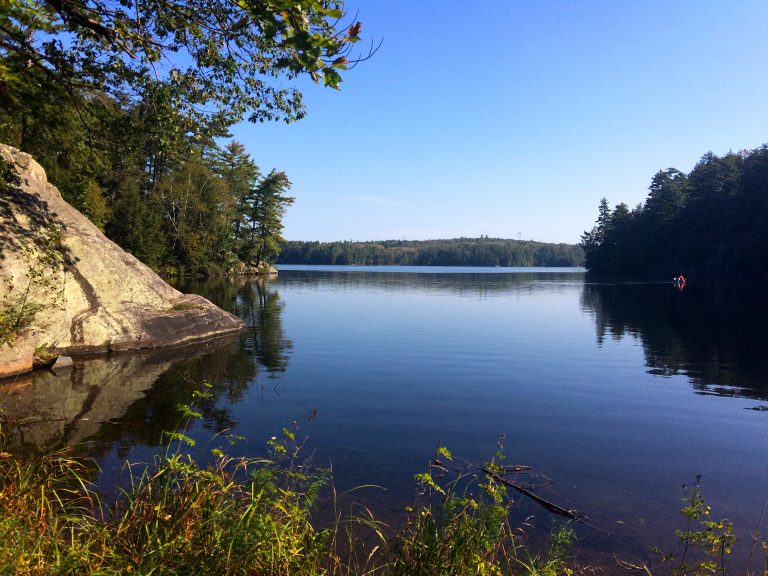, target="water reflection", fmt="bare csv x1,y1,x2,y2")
581,280,768,401
88,278,291,456
0,278,292,452
276,268,585,298
241,280,292,376
0,337,236,448
176,278,291,372
2,268,765,571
